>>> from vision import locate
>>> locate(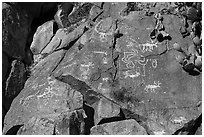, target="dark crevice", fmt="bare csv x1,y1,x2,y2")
55,74,101,106
50,50,66,73
92,10,104,22
63,36,81,51
183,66,201,76
38,21,60,54
53,21,59,34
53,125,56,135
83,103,95,135
30,5,58,32
97,108,126,125
111,20,121,81
52,36,80,55
5,125,23,135
55,74,121,107
39,34,56,54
